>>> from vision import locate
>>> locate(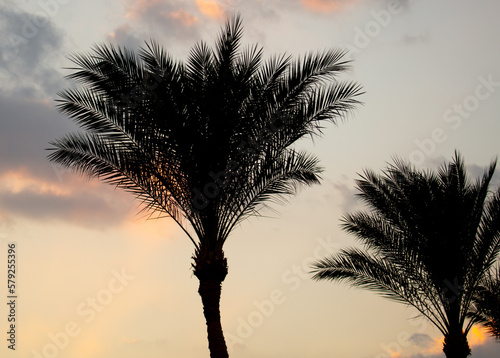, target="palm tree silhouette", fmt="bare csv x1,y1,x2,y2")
48,15,362,358
468,265,500,340
312,153,500,358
